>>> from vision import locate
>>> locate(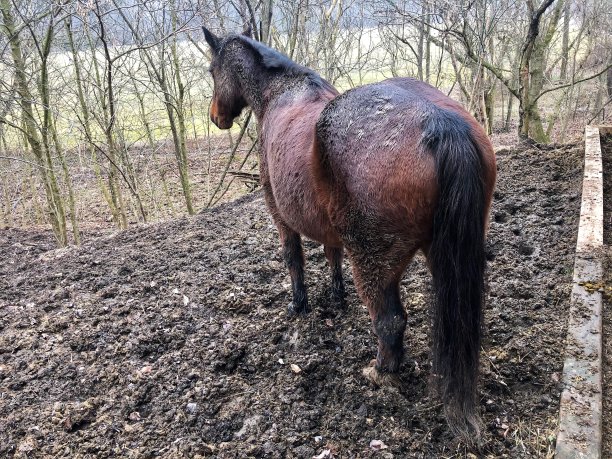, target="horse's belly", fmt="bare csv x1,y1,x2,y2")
265,150,339,246
271,172,340,246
